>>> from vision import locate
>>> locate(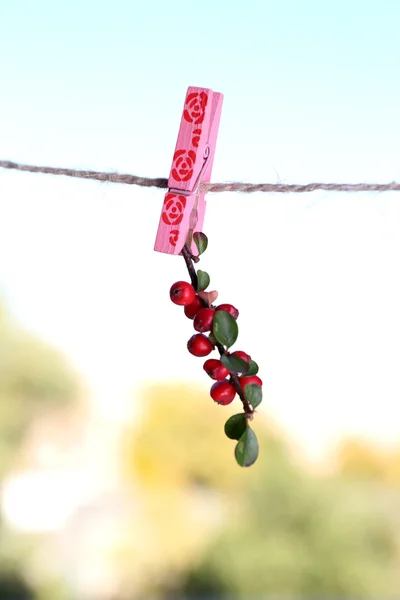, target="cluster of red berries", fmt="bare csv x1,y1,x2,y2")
170,280,262,406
